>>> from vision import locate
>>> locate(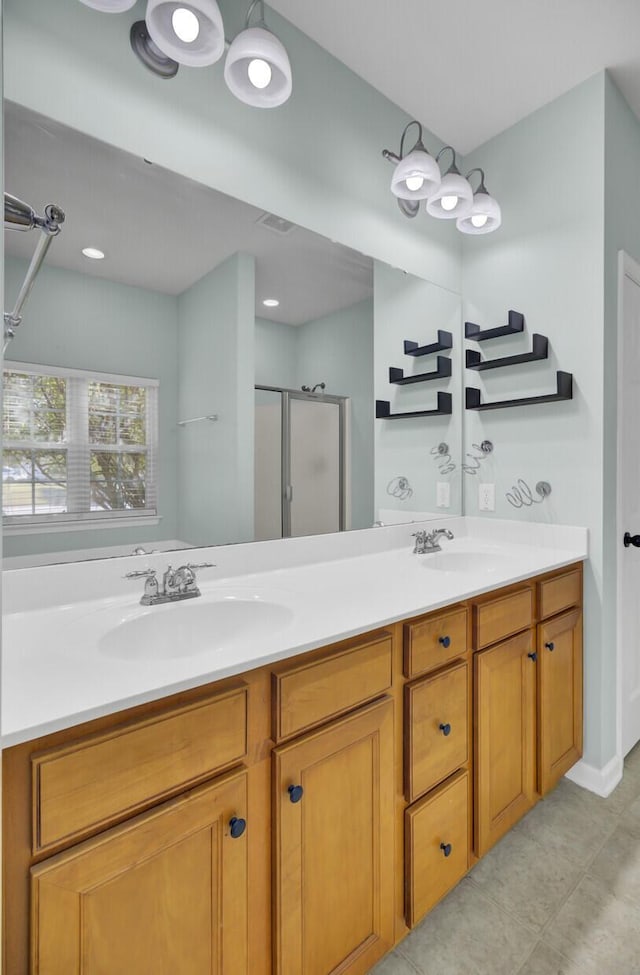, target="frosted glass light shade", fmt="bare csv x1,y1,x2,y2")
456,191,502,235
146,0,224,66
224,27,292,107
79,0,137,10
390,148,441,200
426,172,473,219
